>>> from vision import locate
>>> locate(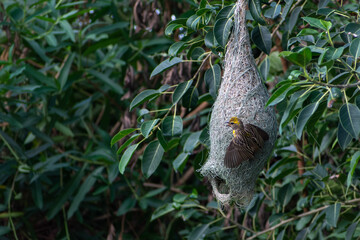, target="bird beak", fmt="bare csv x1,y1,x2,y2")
225,121,230,127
